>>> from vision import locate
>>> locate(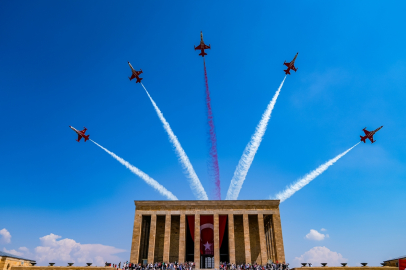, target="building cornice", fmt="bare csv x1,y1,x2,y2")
134,200,280,211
